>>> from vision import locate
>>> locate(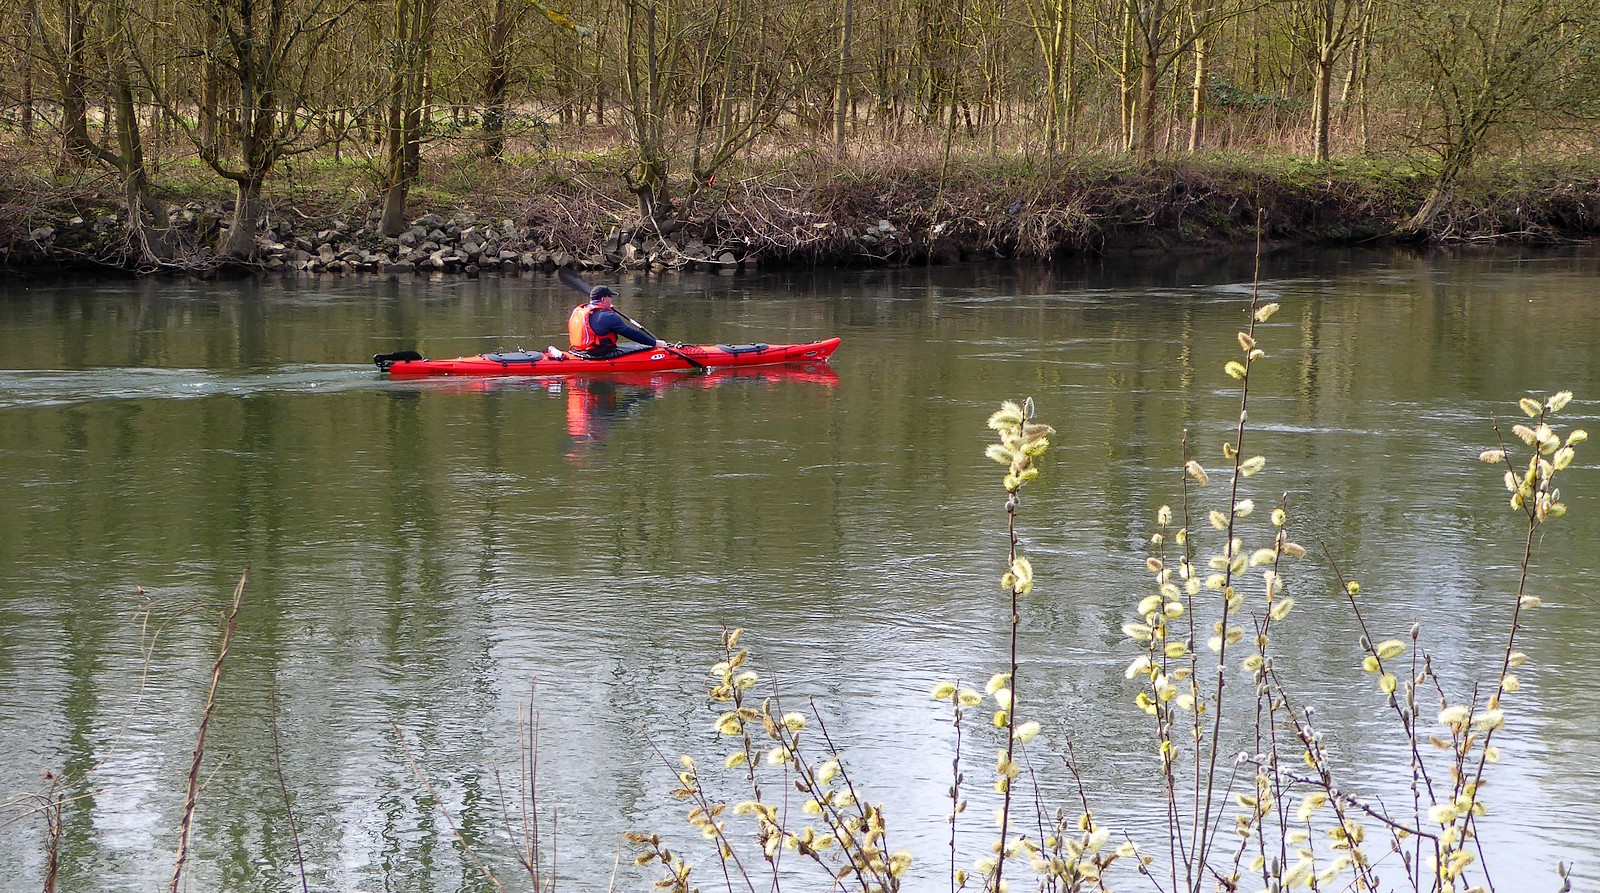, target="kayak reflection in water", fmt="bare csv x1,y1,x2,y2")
562,377,669,462
566,285,669,359
556,365,843,464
